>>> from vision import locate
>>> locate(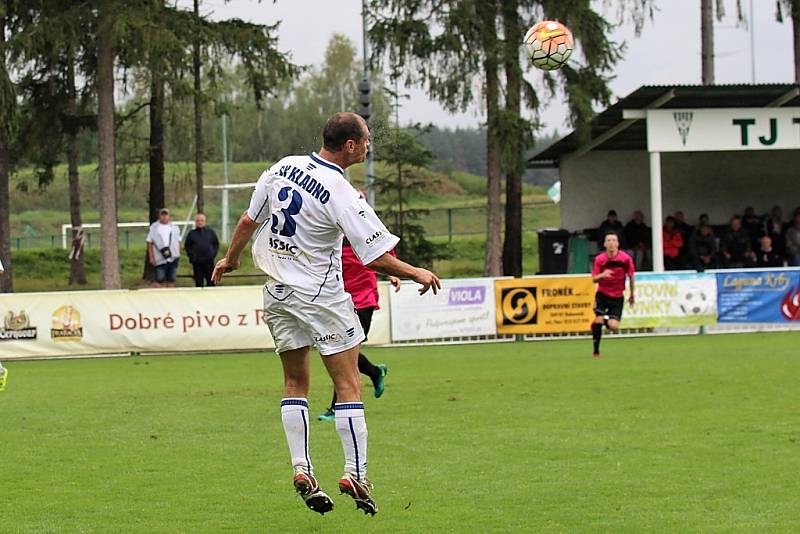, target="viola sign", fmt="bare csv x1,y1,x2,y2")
390,278,497,341
646,108,800,152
